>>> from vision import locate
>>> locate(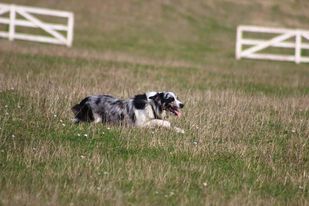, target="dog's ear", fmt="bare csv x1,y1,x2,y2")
149,93,164,102
149,93,157,100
